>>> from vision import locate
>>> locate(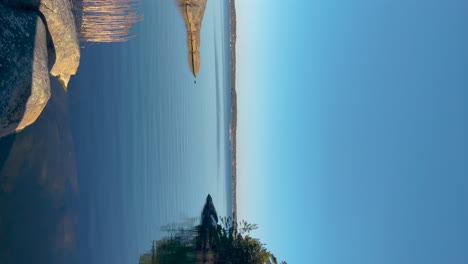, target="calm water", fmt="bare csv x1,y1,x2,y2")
0,0,231,263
